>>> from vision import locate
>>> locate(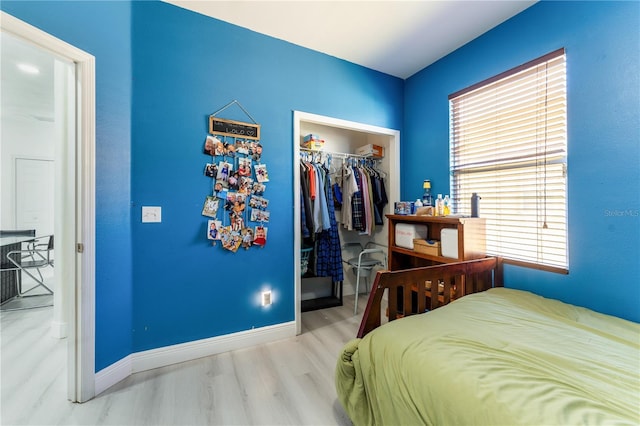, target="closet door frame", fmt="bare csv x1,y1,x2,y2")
293,111,400,334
